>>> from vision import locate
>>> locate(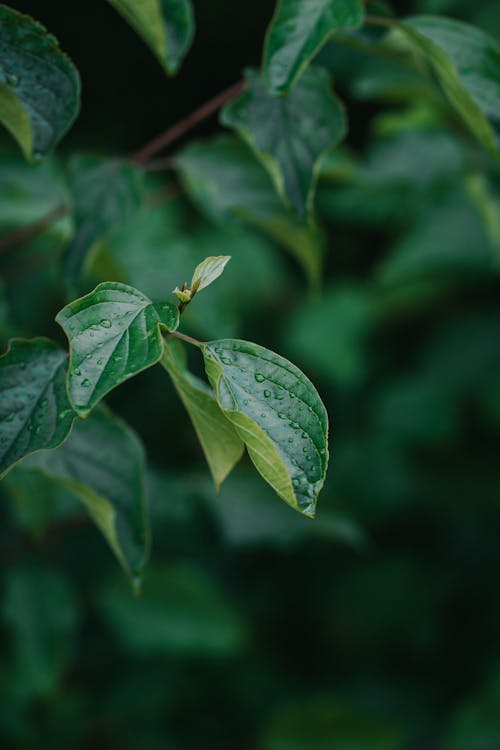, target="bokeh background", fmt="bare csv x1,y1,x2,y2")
1,0,500,748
